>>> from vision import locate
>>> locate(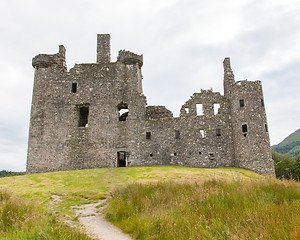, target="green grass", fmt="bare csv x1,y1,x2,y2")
0,166,262,215
106,178,300,240
0,189,92,239
0,166,298,239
